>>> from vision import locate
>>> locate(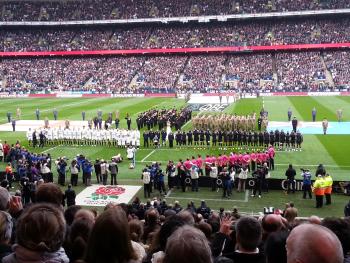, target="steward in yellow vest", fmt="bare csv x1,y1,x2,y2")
313,175,325,208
